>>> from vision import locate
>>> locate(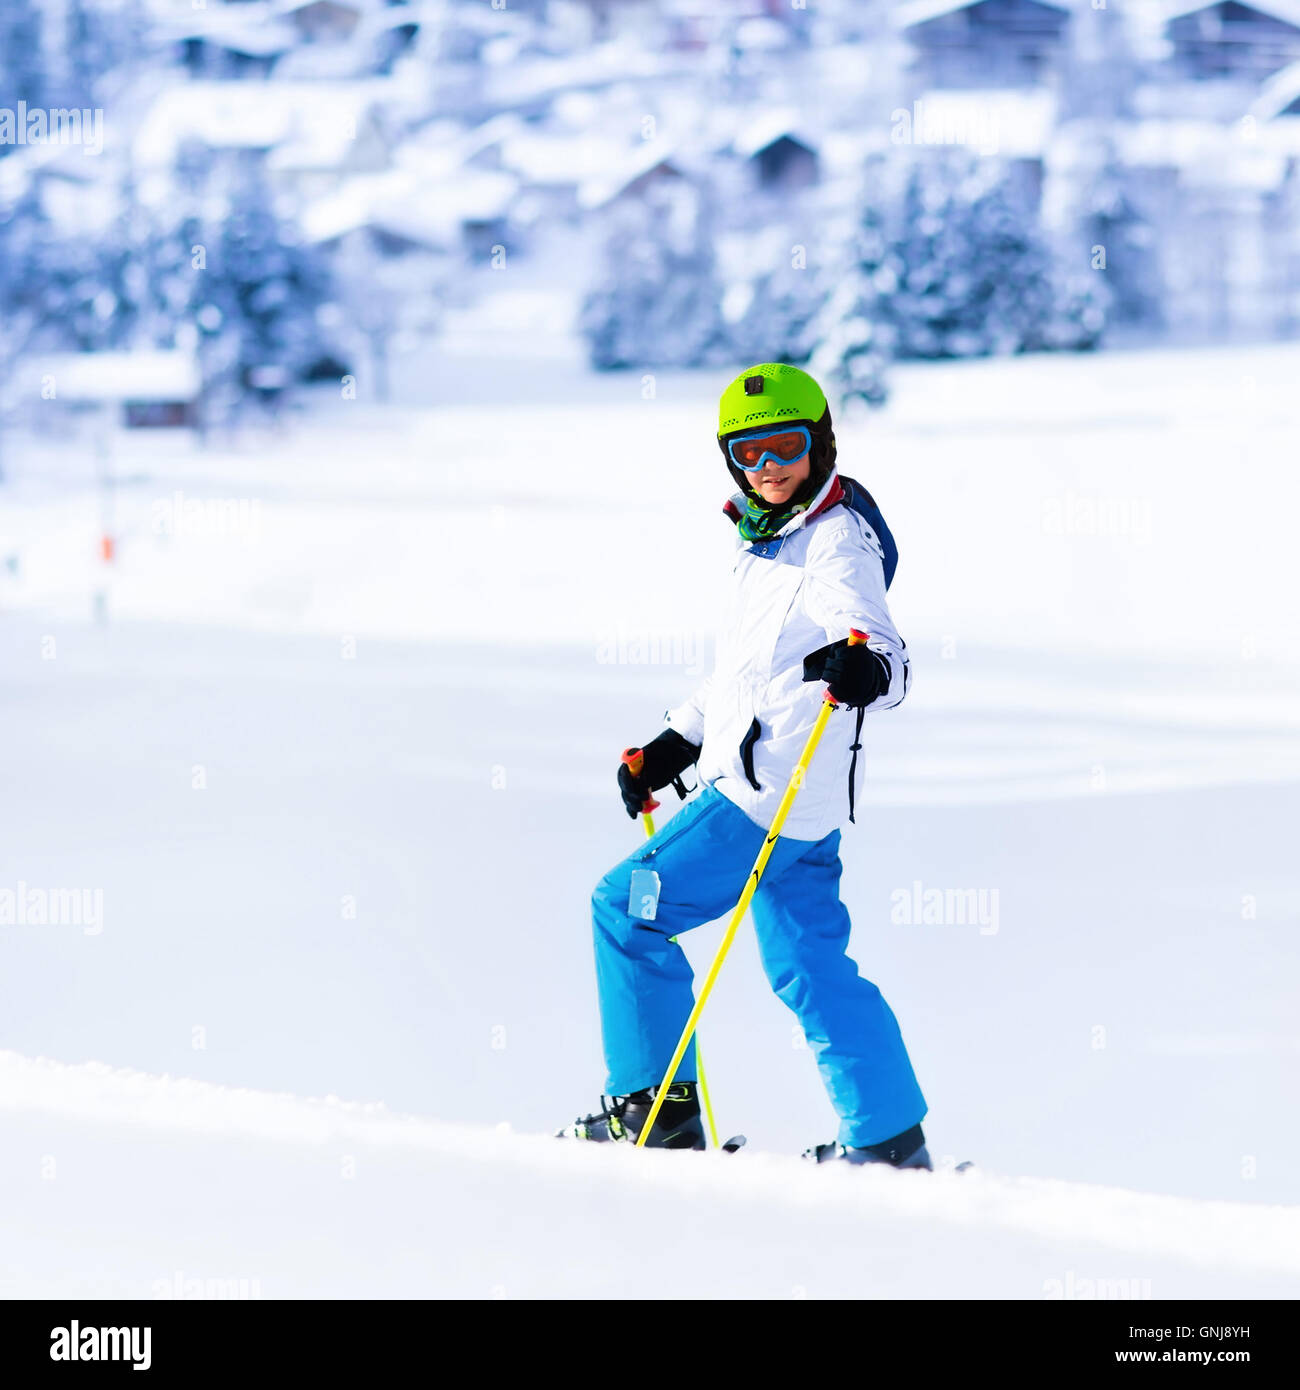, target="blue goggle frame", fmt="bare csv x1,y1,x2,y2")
725,424,812,472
